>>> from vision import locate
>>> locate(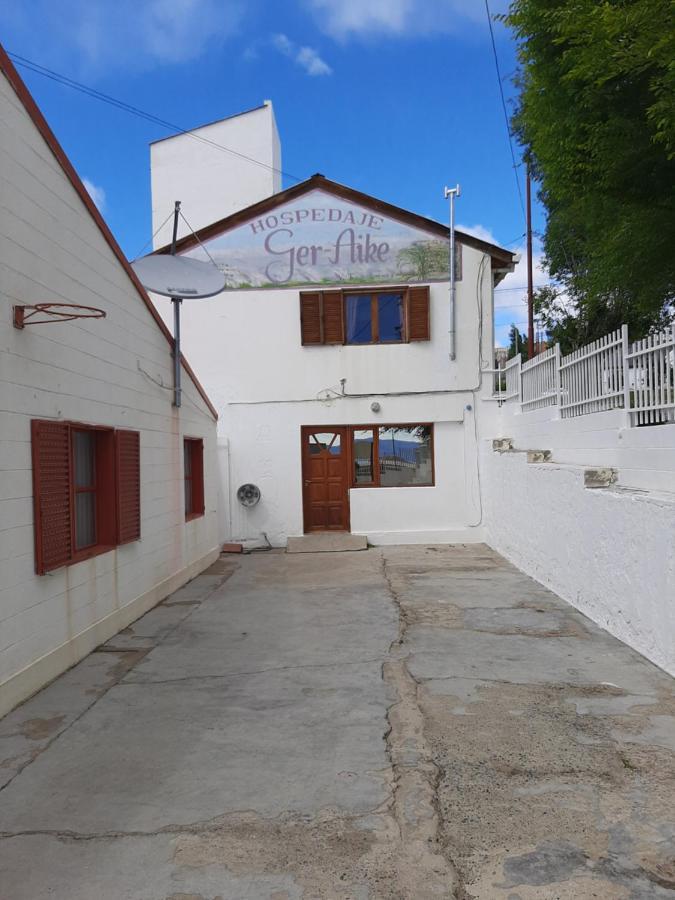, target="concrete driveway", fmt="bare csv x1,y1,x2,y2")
0,546,674,899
